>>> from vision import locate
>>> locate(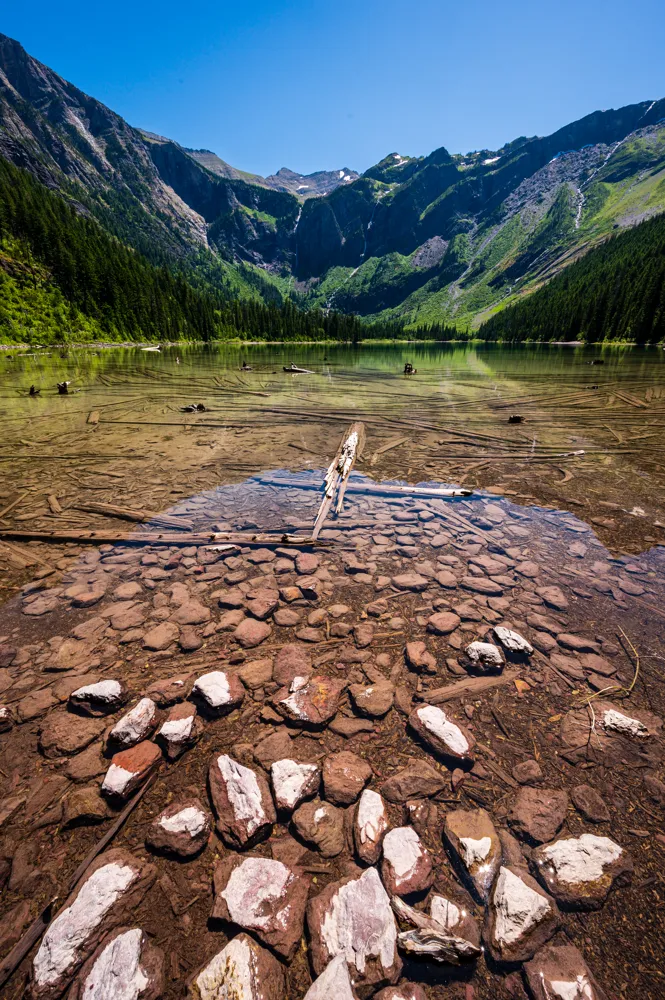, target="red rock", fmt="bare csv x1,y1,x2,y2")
146,798,211,857
523,943,608,1000
381,826,433,896
39,712,105,759
392,572,429,592
246,595,279,620
208,753,276,848
292,799,346,857
30,849,156,1000
0,644,16,668
354,788,389,864
536,586,569,610
247,548,276,564
234,618,272,648
512,759,543,785
556,633,601,653
408,704,475,765
69,927,164,1000
571,784,610,823
426,611,461,635
253,729,293,769
350,680,394,717
272,675,345,727
109,699,158,749
295,627,325,643
187,934,284,1000
404,640,437,674
483,865,559,963
461,577,503,596
62,786,110,827
156,701,201,760
171,600,211,626
435,570,458,589
297,575,323,599
142,621,179,651
212,855,310,959
329,716,375,737
101,741,162,801
296,552,320,574
354,623,375,648
307,867,401,989
323,751,372,805
509,787,569,844
219,608,246,630
145,673,192,706
381,761,446,802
